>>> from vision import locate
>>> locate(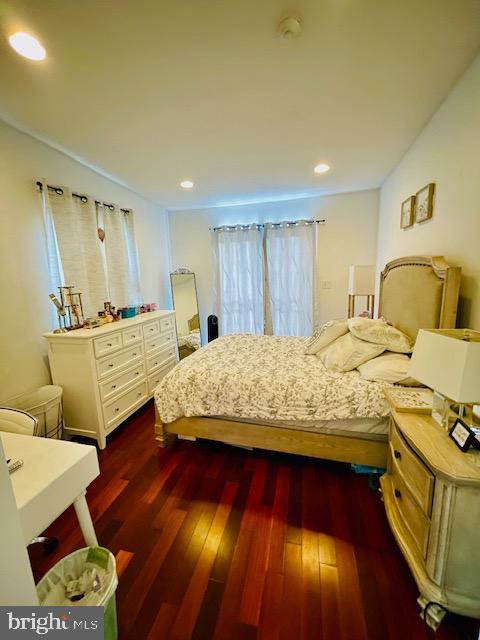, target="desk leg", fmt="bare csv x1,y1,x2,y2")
73,491,98,547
